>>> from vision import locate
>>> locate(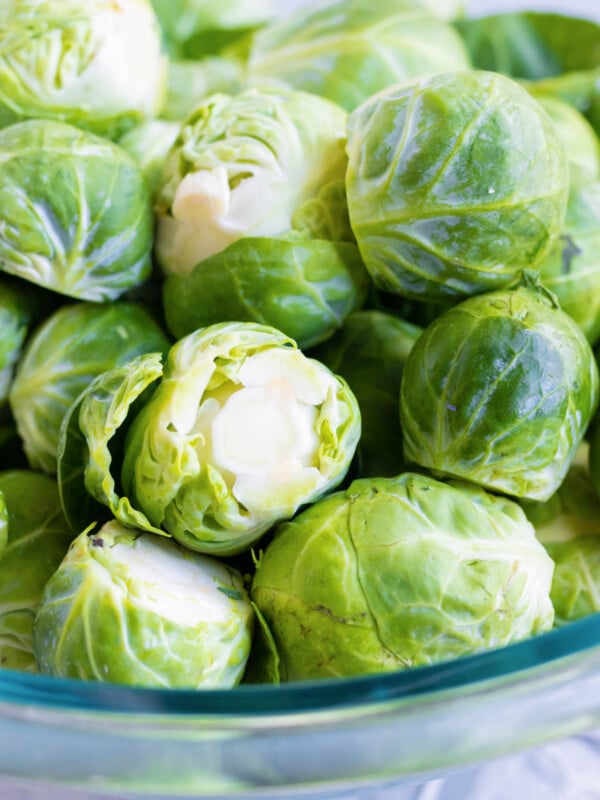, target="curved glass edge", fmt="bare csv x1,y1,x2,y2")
0,613,599,716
